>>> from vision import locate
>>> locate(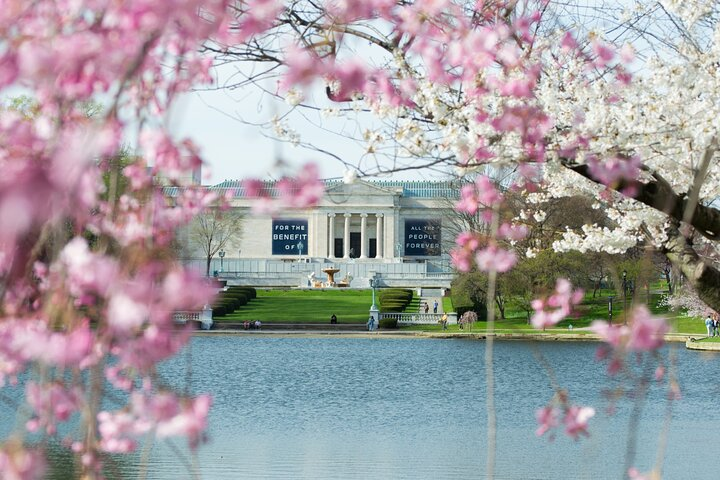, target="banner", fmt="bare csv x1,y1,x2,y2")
272,219,309,255
404,219,441,256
